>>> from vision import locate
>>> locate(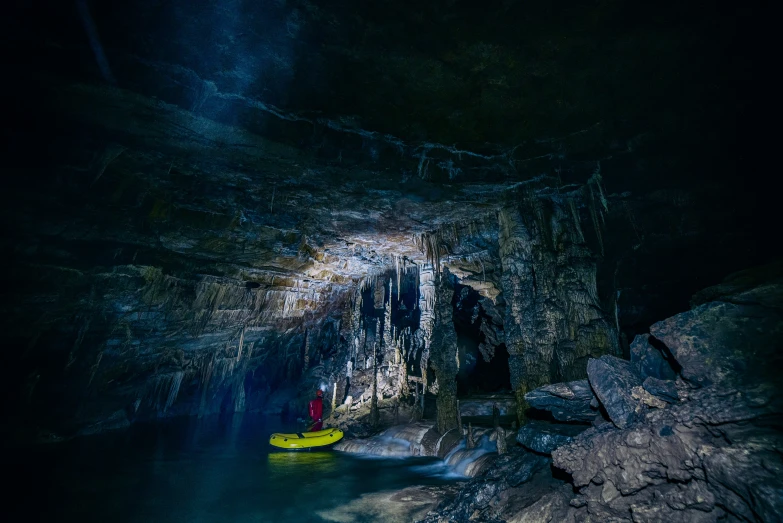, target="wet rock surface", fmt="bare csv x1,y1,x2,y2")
335,422,445,457
524,380,598,422
317,485,458,523
515,420,587,455
418,448,557,522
